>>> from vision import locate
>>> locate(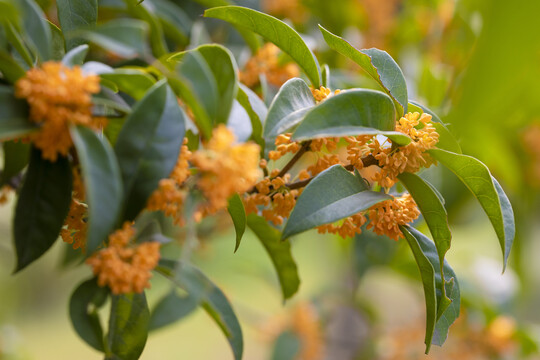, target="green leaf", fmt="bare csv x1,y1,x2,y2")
409,101,462,154
78,19,148,58
166,50,217,139
13,148,72,272
291,89,408,144
0,85,37,139
247,214,300,300
100,69,156,100
56,0,97,51
124,0,168,57
149,290,198,332
319,25,407,117
170,45,238,126
263,78,315,143
227,193,246,253
237,84,266,148
115,80,186,221
156,260,244,360
69,278,109,351
204,6,321,87
321,64,330,88
402,226,460,348
282,165,391,239
400,225,437,353
3,21,34,67
428,149,515,269
271,331,301,360
48,20,65,61
62,44,89,67
0,51,26,83
71,126,123,254
1,140,30,186
146,0,191,46
107,292,150,360
398,172,452,316
19,0,52,61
